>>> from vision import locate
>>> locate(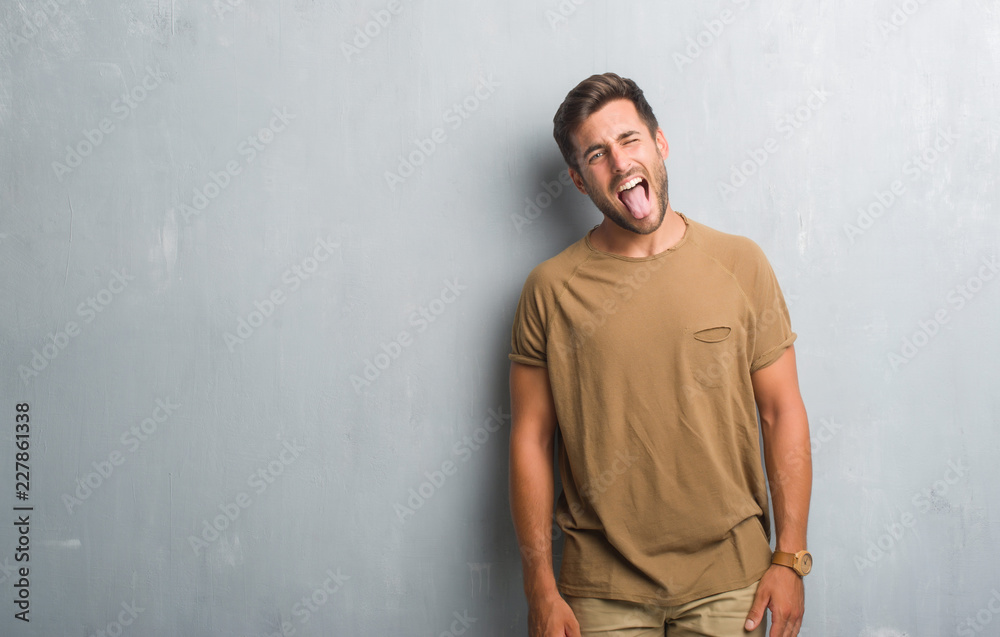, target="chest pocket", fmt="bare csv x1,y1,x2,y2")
693,326,732,343
684,325,739,389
